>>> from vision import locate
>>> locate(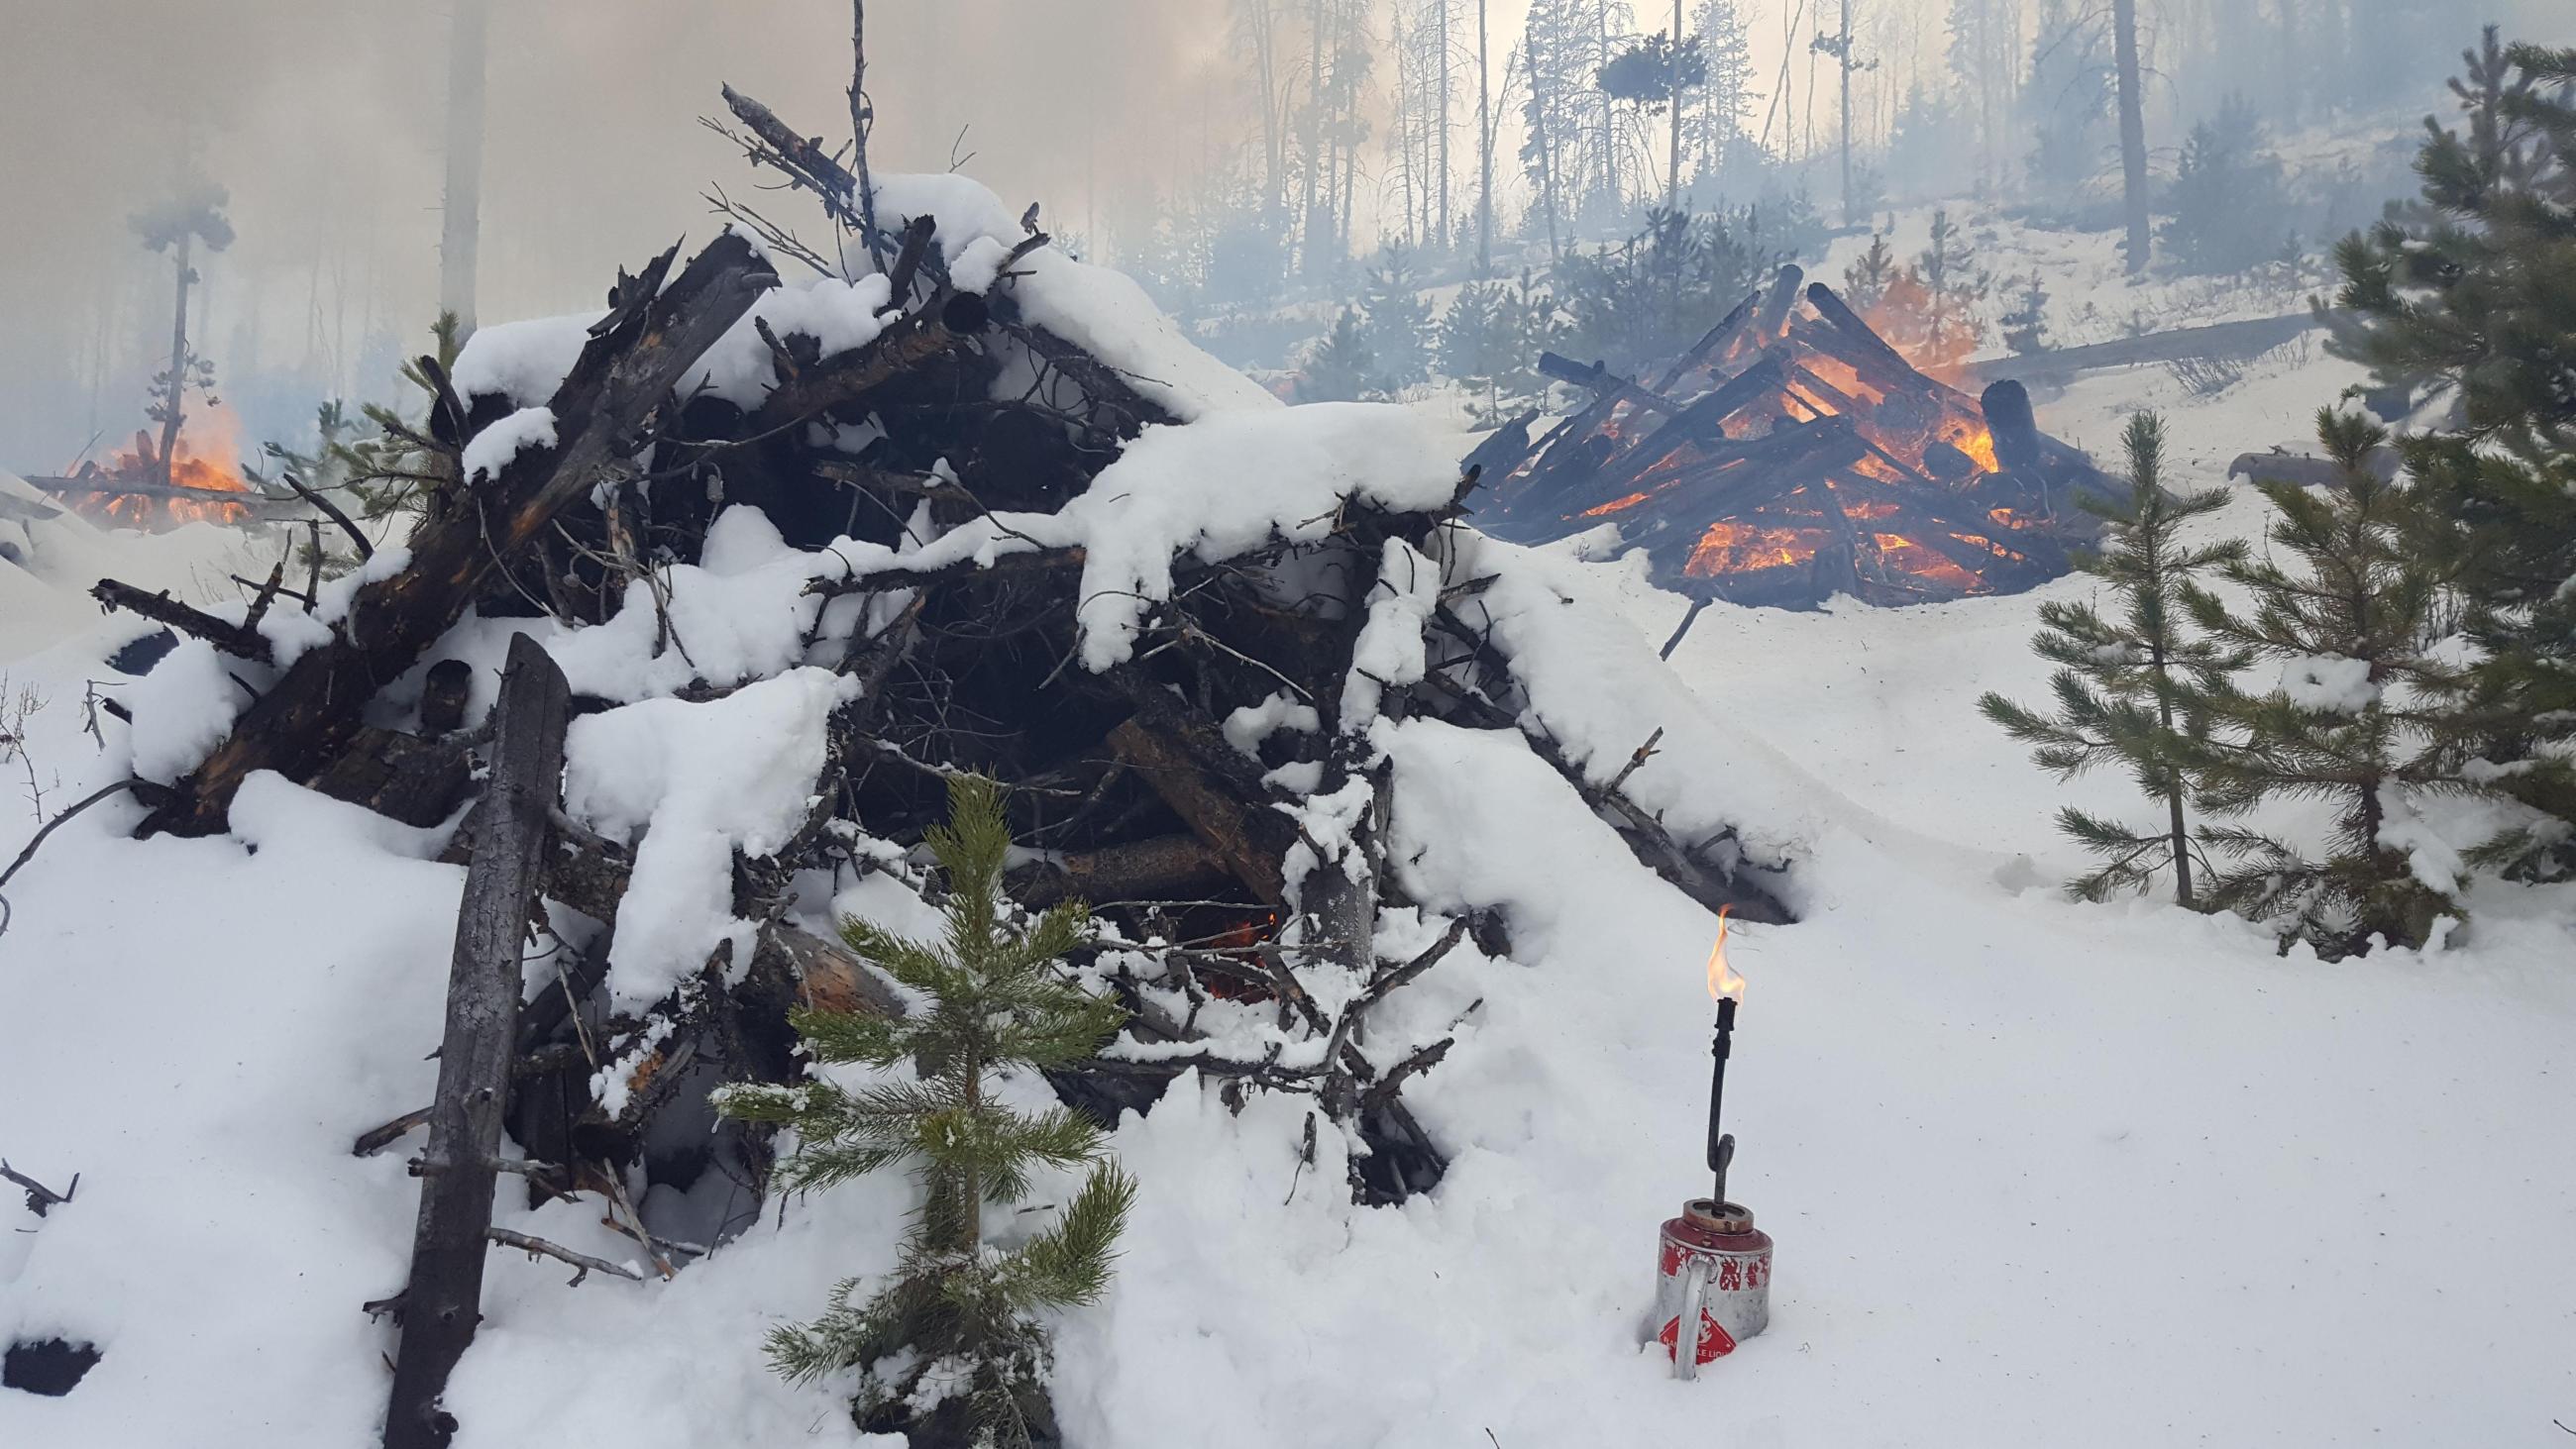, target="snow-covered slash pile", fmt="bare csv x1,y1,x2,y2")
0,169,1800,1447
